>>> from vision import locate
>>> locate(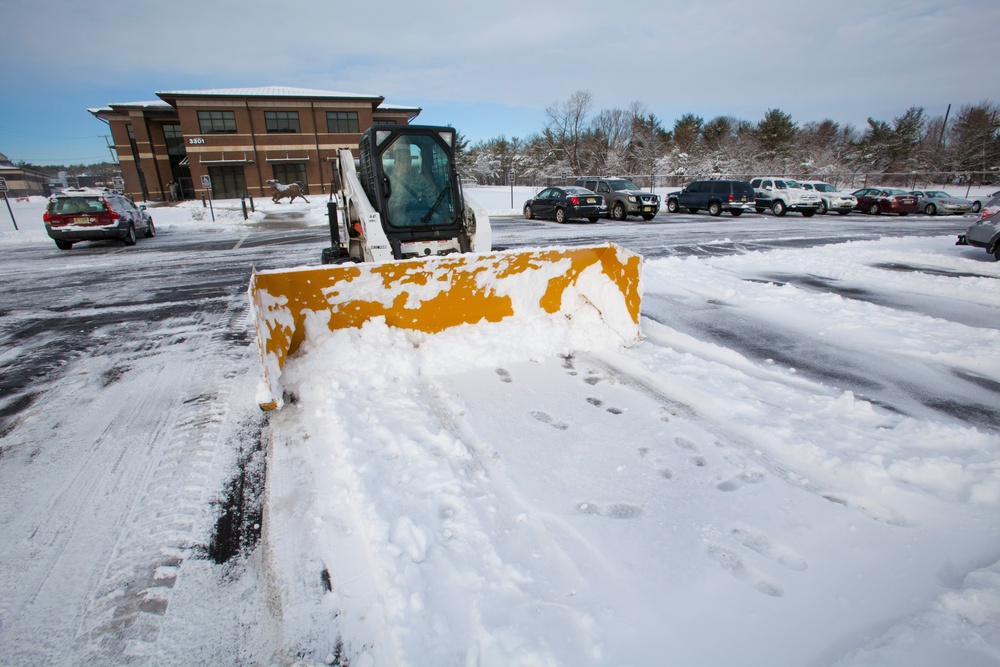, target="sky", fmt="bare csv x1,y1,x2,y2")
2,0,999,166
